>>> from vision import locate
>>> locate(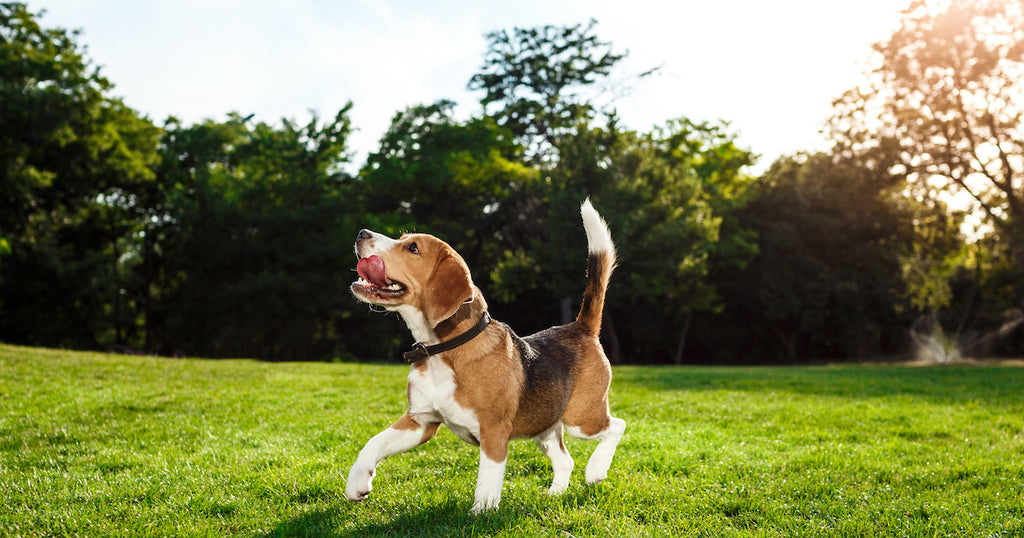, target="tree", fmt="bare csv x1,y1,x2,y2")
710,152,962,362
0,4,160,349
149,109,359,360
830,0,1024,303
468,20,626,165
